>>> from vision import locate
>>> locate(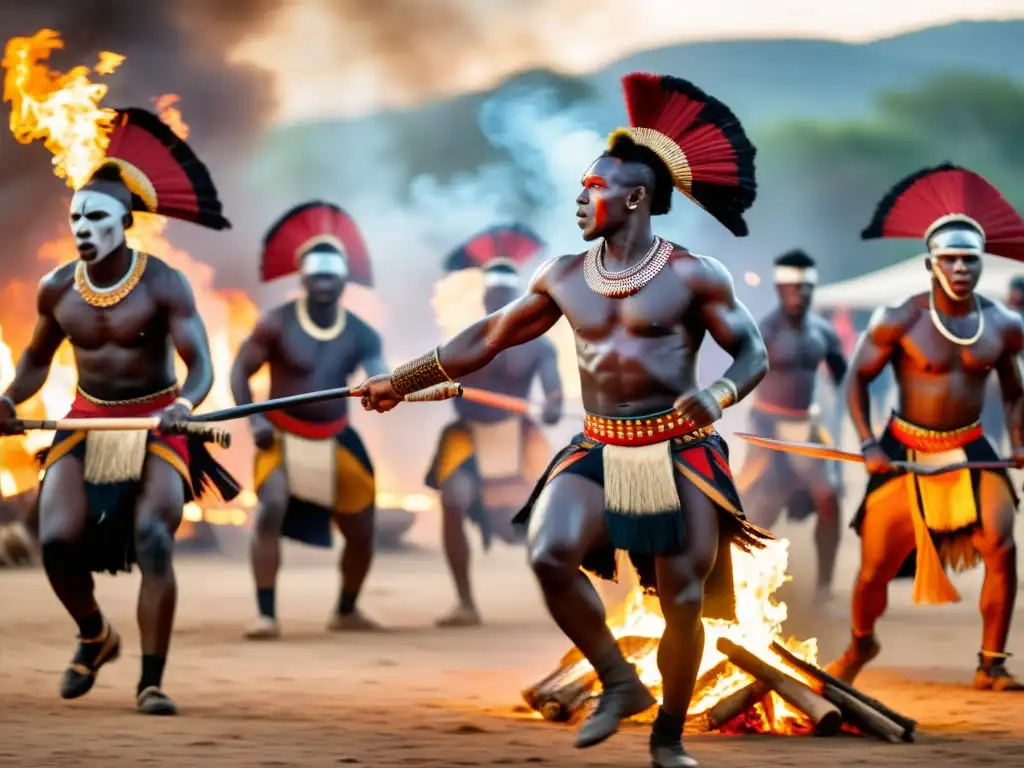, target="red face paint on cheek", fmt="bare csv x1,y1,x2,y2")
593,197,607,230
